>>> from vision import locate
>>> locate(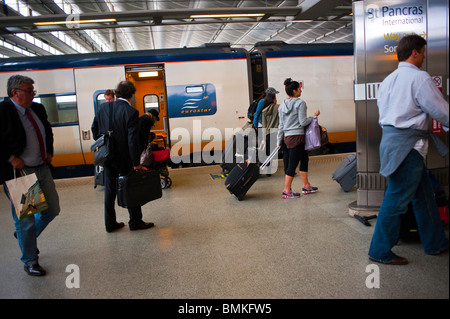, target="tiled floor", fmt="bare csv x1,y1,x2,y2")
0,154,448,299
